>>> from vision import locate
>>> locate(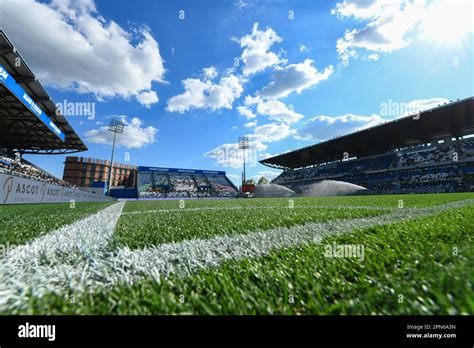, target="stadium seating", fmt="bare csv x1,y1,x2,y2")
206,175,238,197
0,154,75,187
462,138,474,151
153,173,169,186
170,174,197,192
194,175,211,189
394,147,455,167
138,171,238,198
274,140,474,194
140,191,165,199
